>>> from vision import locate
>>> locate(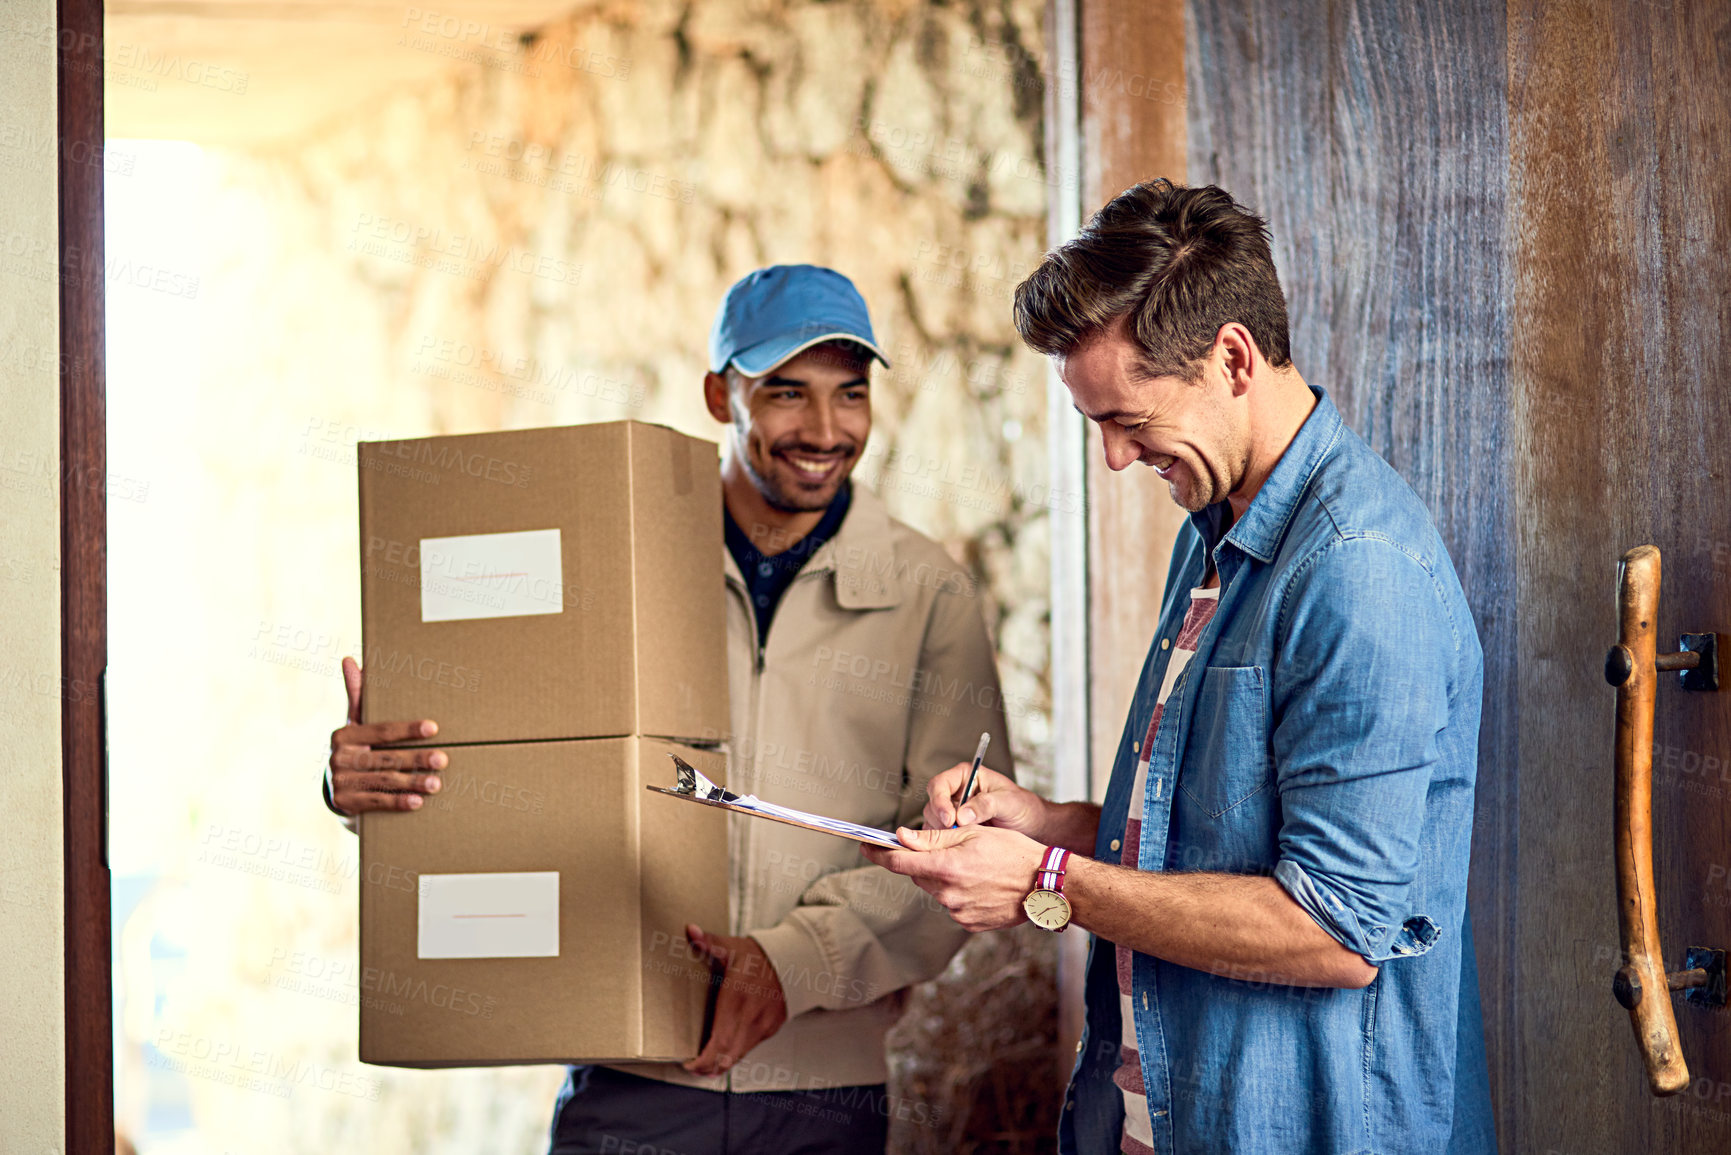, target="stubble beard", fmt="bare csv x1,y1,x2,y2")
1169,391,1247,513
1170,473,1209,513
1165,461,1214,513
743,441,854,513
